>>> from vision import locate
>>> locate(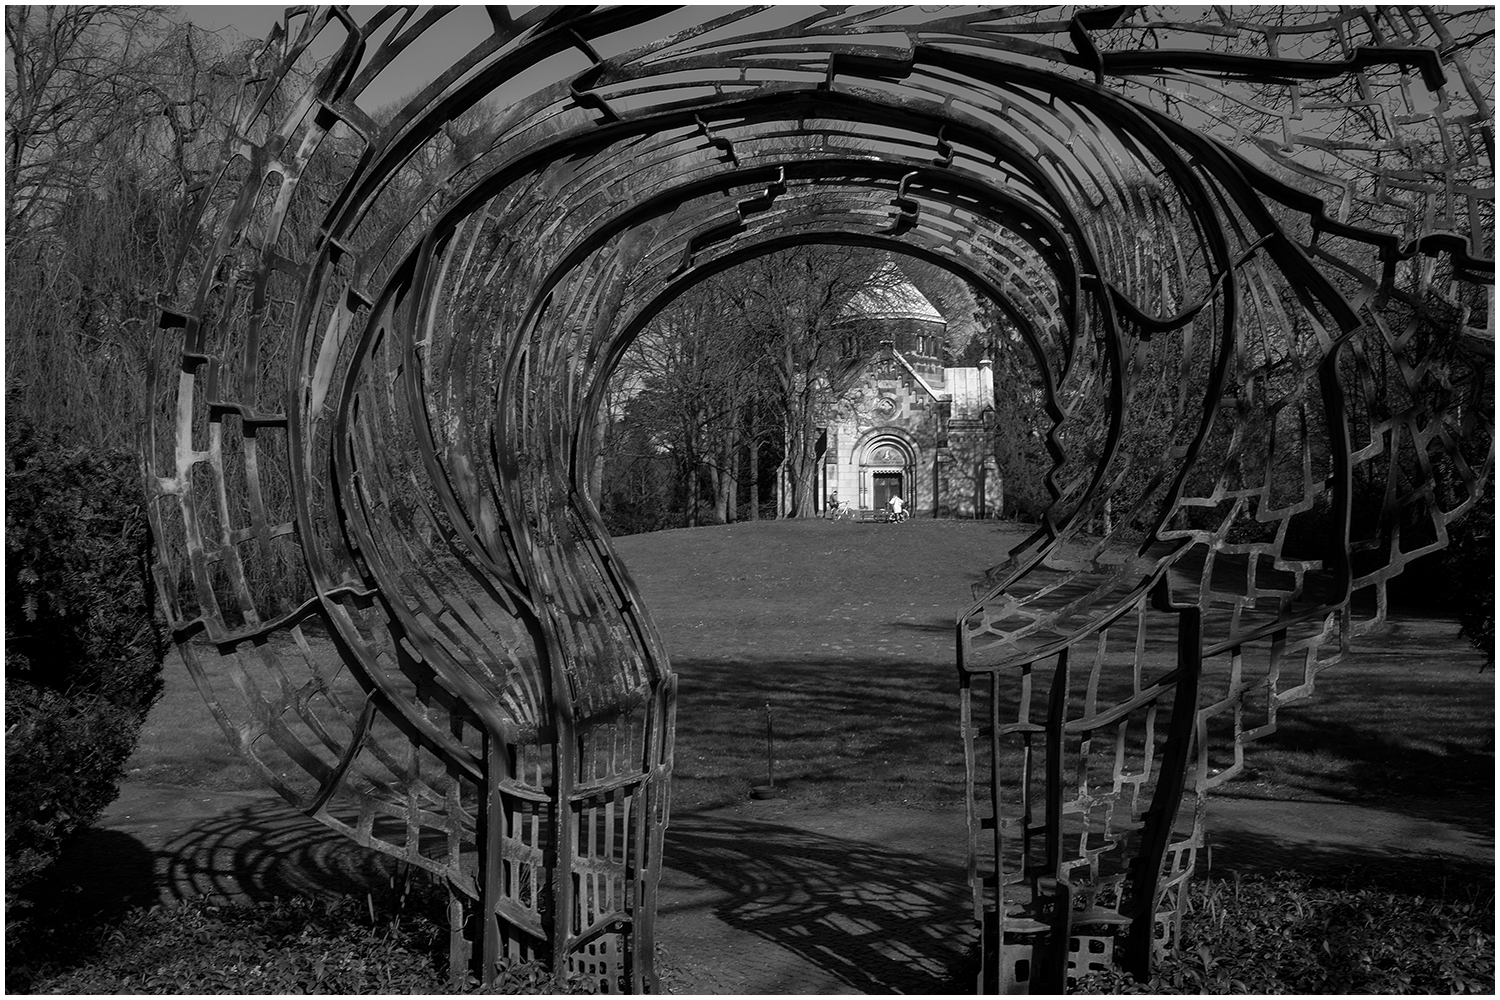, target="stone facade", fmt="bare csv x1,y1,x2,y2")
820,276,1002,517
